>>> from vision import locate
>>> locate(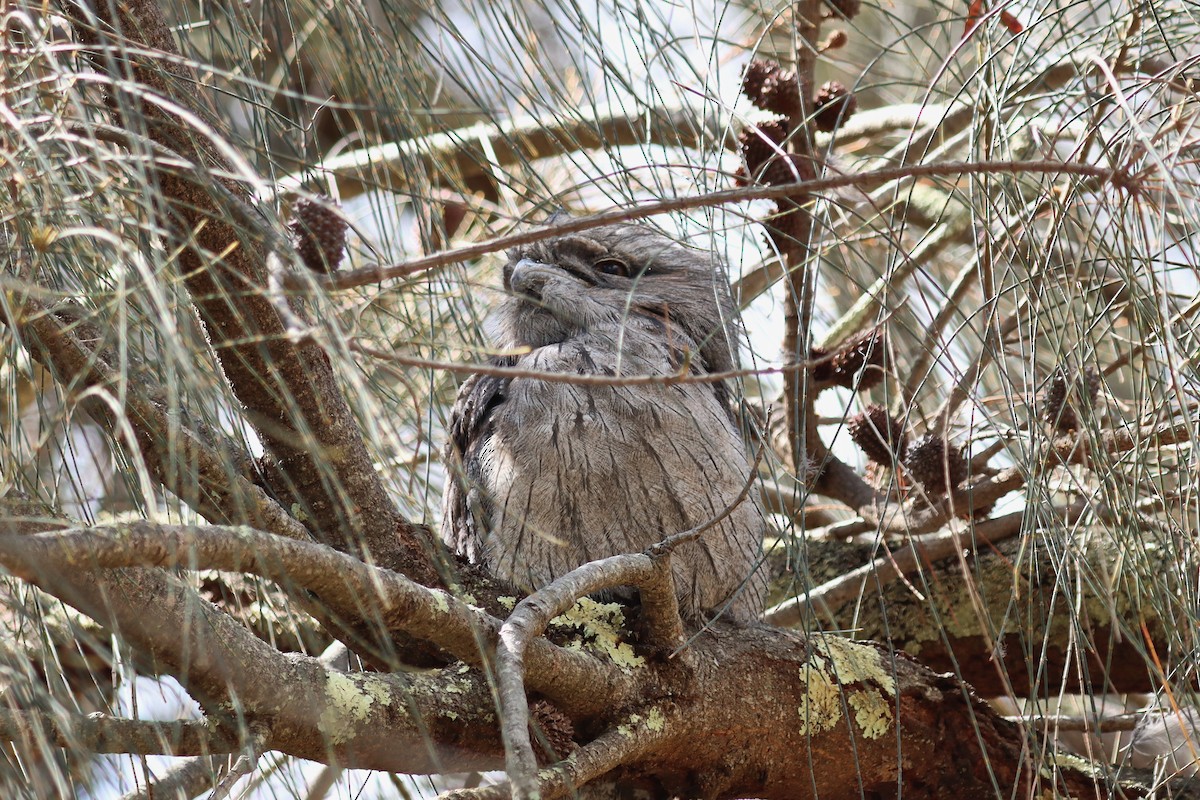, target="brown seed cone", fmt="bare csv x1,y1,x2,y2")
760,153,815,186
741,59,778,107
904,434,967,495
848,404,907,465
738,119,791,177
762,69,803,117
813,80,858,133
822,30,849,51
830,328,886,391
530,699,576,761
824,0,861,18
1042,367,1100,432
289,197,348,273
742,59,804,116
765,207,808,255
